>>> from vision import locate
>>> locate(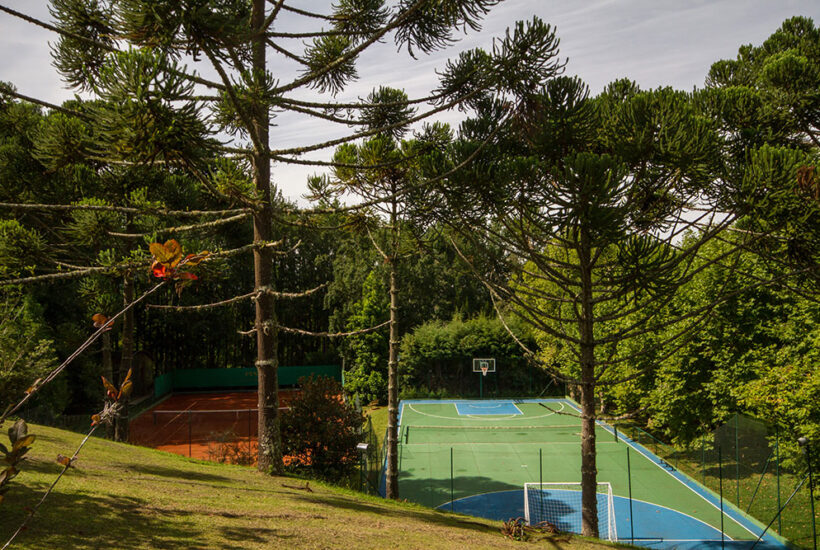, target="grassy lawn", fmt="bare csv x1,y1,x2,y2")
364,404,388,450
0,422,631,549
